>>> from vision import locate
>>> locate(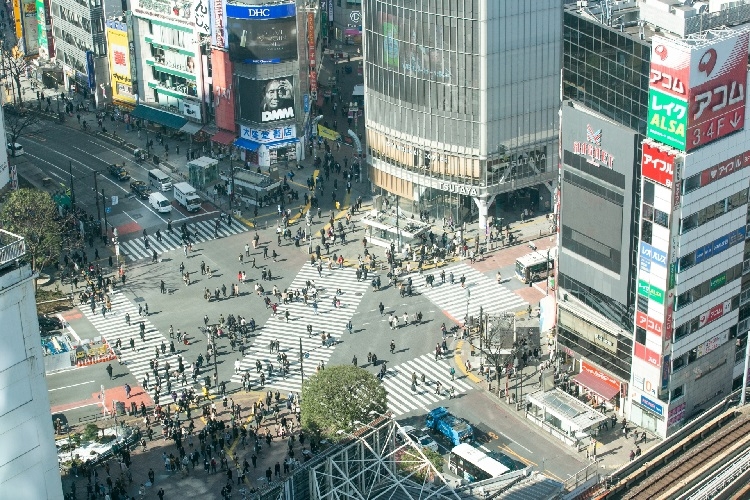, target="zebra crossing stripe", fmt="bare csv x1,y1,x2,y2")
414,263,527,320
120,219,250,261
78,291,191,398
230,265,369,392
381,353,476,416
